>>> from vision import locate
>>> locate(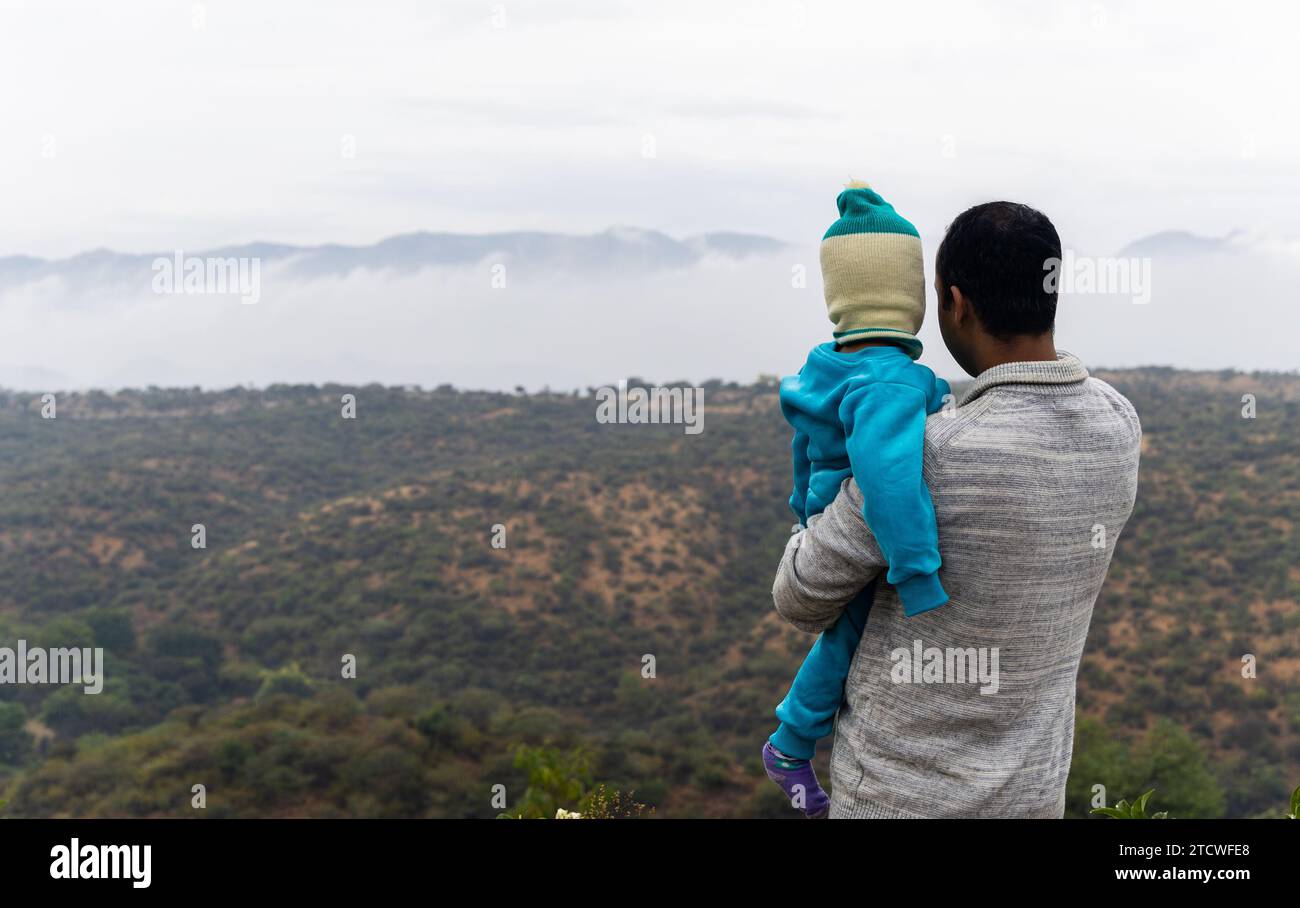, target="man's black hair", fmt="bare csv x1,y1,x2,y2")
935,201,1061,338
